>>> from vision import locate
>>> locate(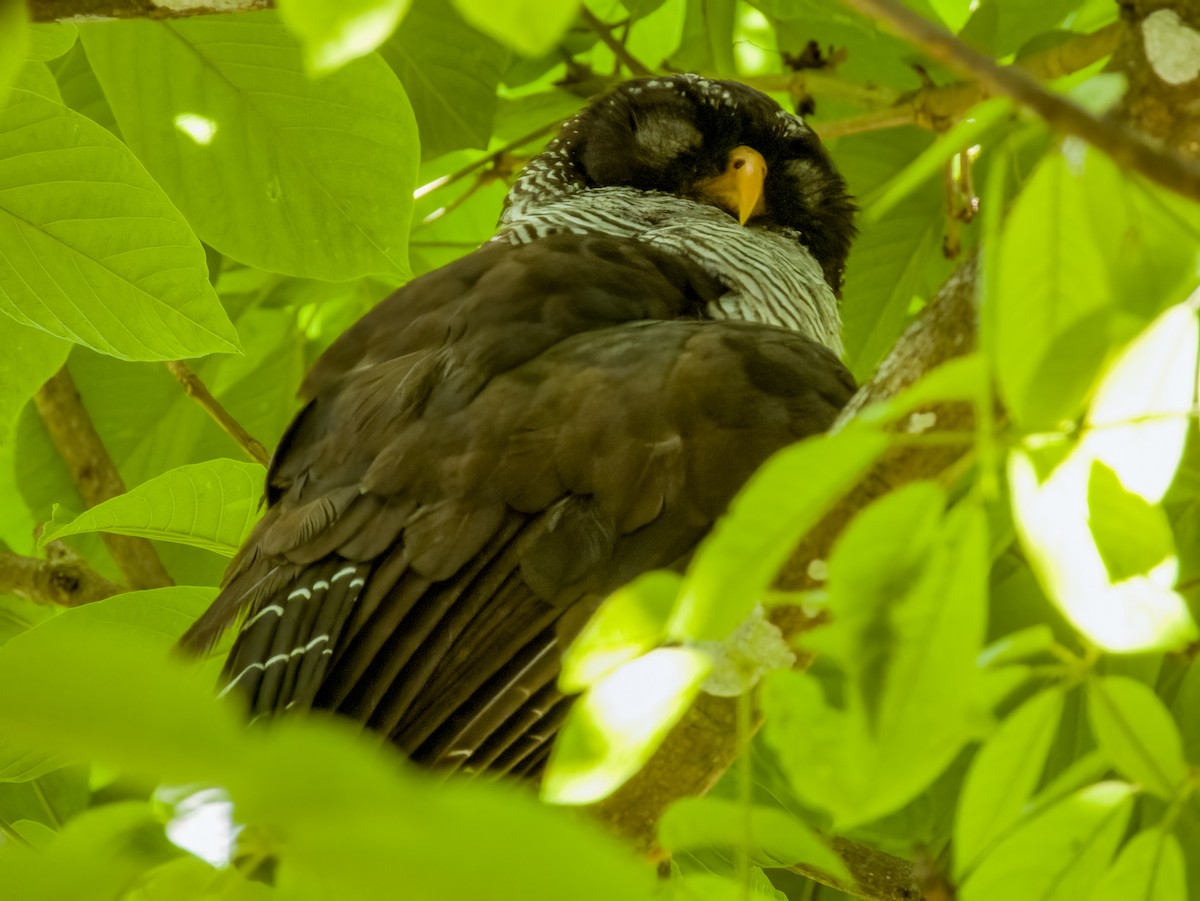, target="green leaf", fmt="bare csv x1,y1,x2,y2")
0,801,182,899
451,0,579,57
0,765,89,830
0,622,659,901
1086,676,1189,800
1088,460,1175,583
840,187,944,379
379,0,509,158
659,797,852,883
977,624,1056,667
1091,829,1187,901
959,0,1089,57
762,496,989,827
668,870,788,901
955,689,1064,877
542,648,710,805
0,621,244,782
80,13,417,280
669,424,889,642
669,0,737,74
47,41,119,134
0,322,70,443
0,741,71,783
0,0,28,107
26,23,77,62
993,148,1111,429
39,459,264,557
560,571,680,693
863,98,1010,223
0,90,239,362
276,0,411,74
960,782,1135,901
